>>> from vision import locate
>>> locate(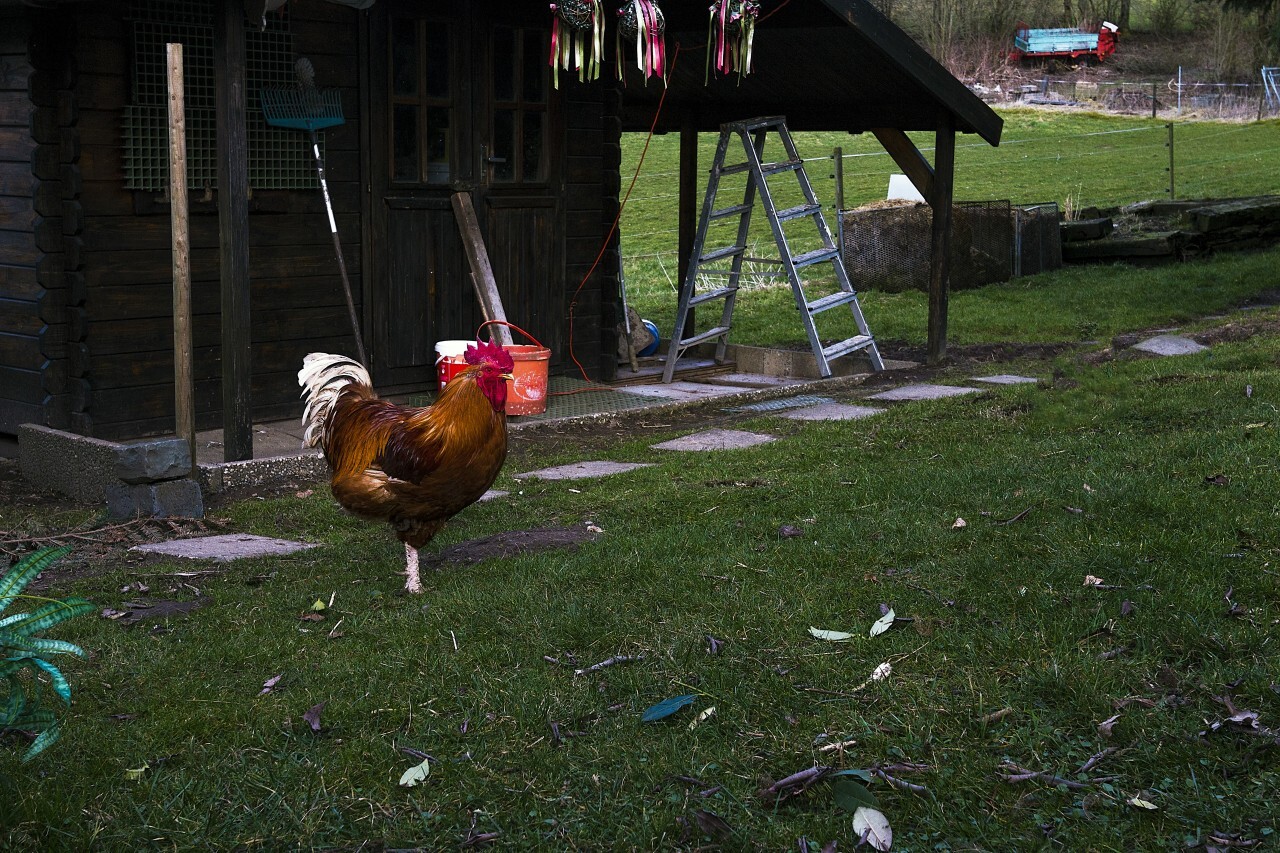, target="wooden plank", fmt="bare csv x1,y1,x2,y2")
450,191,513,346
214,0,252,461
0,162,35,196
871,128,934,201
168,42,195,471
0,262,39,299
0,91,32,127
927,116,955,365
